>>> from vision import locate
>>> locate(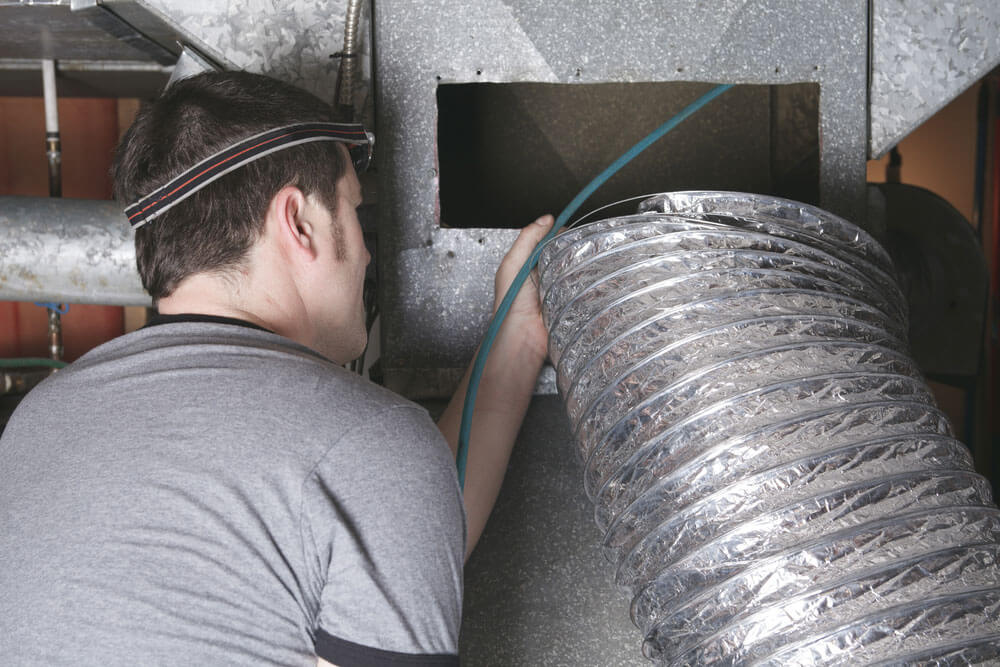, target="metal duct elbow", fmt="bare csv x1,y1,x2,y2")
538,192,1000,665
